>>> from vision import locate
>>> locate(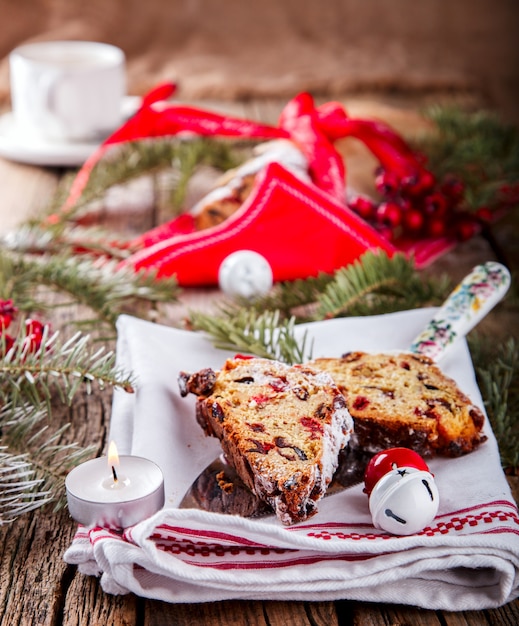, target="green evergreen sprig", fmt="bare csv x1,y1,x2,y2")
189,252,451,363
0,247,179,331
0,403,96,522
471,337,519,470
190,308,311,364
0,324,134,522
315,252,450,319
0,441,53,523
45,137,244,226
417,107,519,209
0,324,134,412
235,272,336,322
